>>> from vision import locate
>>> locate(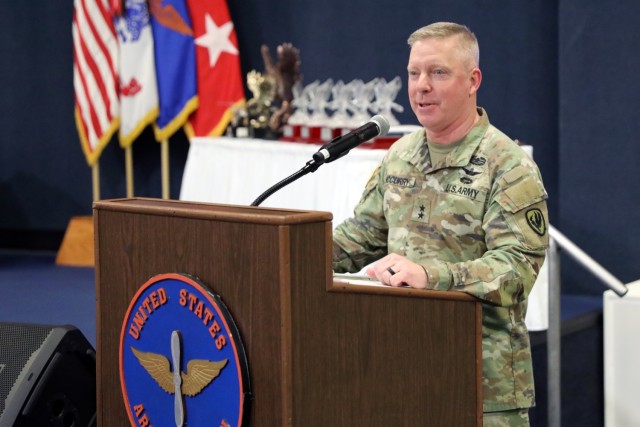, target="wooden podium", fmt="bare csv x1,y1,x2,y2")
94,198,482,426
